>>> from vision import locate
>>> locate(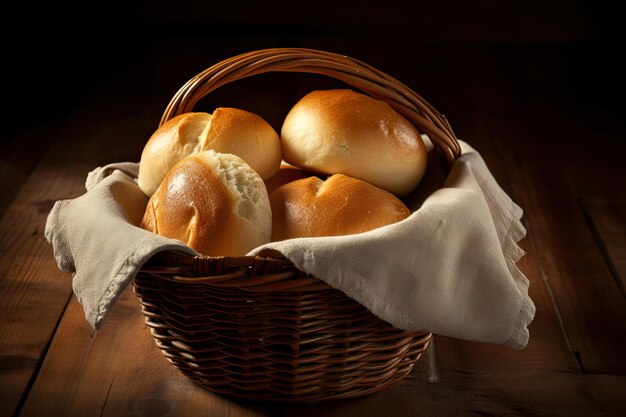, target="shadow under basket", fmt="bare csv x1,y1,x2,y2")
133,48,461,404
